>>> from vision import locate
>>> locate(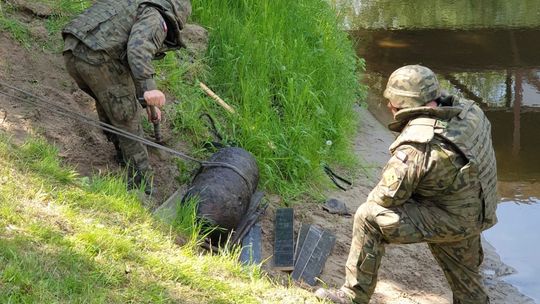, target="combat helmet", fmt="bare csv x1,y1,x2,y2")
153,0,192,49
168,0,191,28
383,65,441,109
